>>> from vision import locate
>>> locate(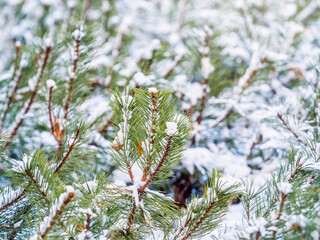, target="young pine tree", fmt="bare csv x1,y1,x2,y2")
0,88,241,239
